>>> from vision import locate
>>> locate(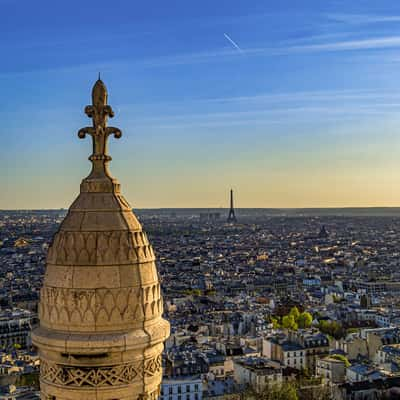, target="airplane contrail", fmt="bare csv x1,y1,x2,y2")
224,33,243,53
